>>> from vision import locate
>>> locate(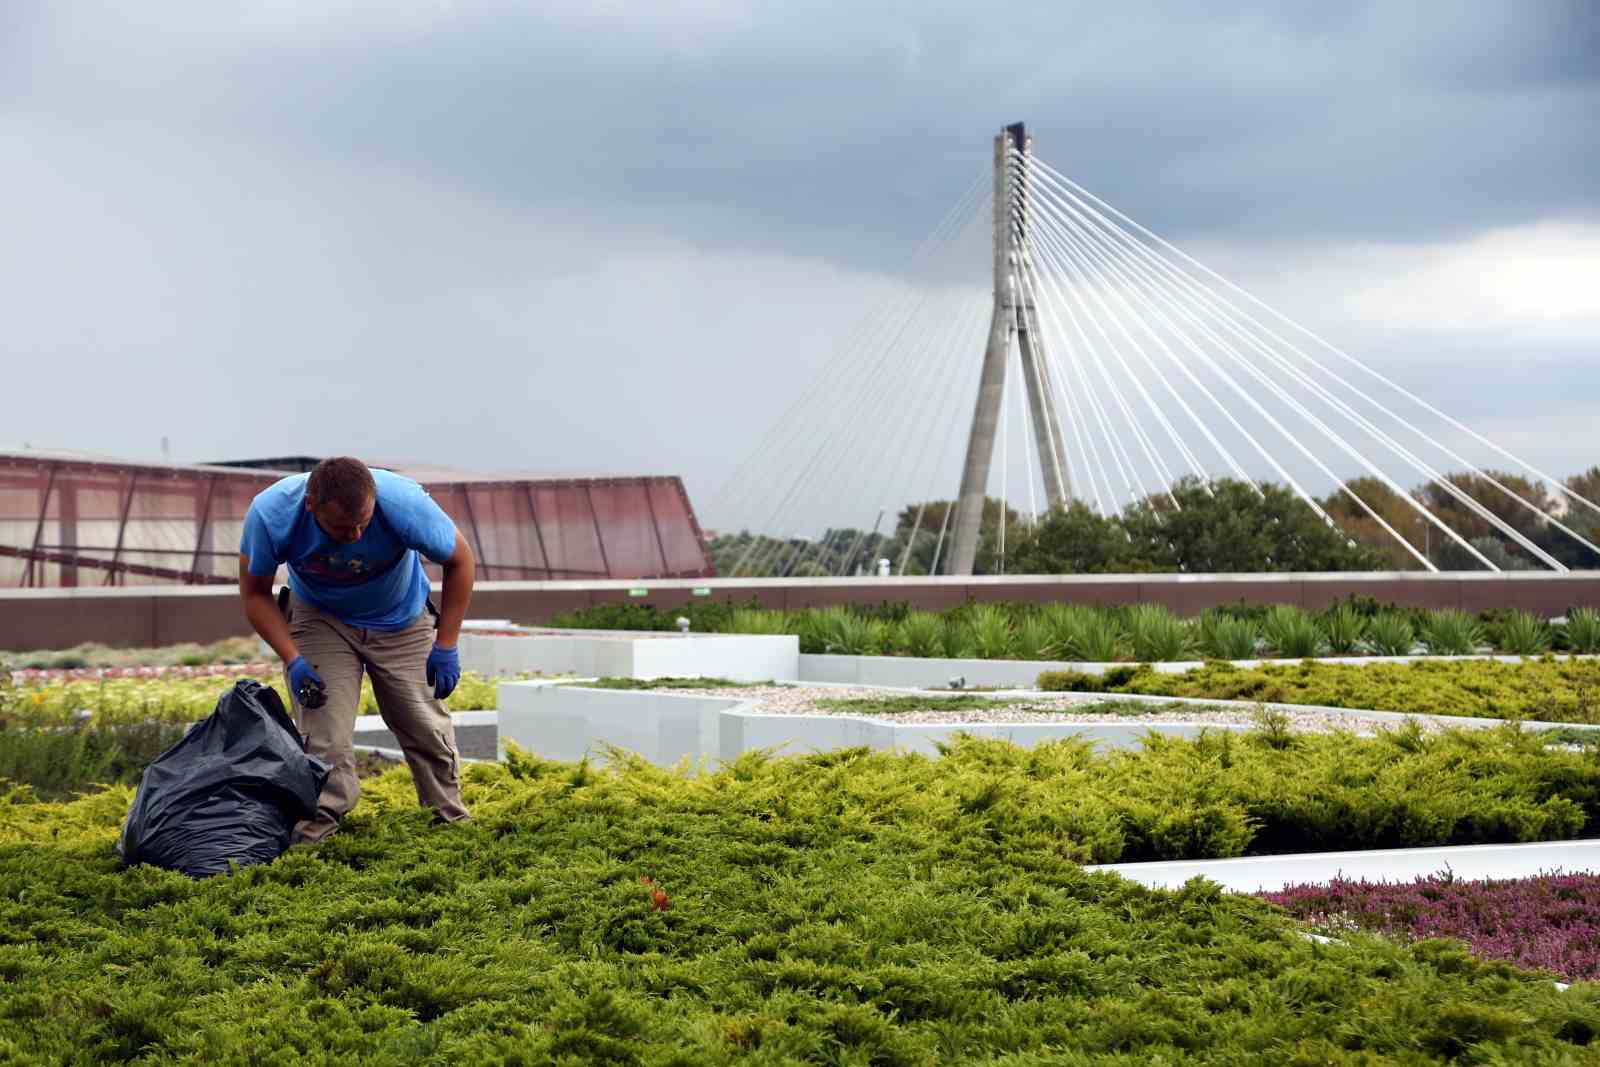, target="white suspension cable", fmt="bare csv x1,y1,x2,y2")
1011,211,1145,509
729,175,993,576
1027,180,1359,538
1018,162,1258,493
1030,165,1564,570
1015,254,1102,514
898,290,995,574
1015,169,1217,489
750,196,995,577
1015,205,1180,507
1029,191,1266,501
1031,156,1600,529
1027,179,1447,570
1014,242,1121,512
